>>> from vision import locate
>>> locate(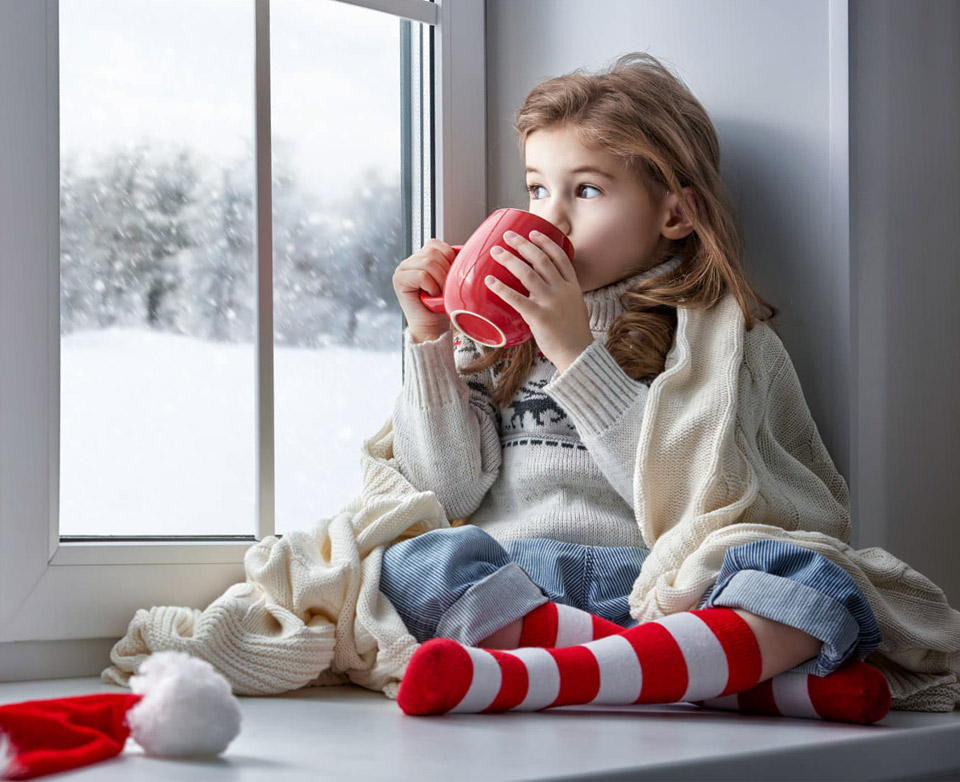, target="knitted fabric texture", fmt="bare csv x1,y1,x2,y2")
103,424,448,699
626,292,960,712
393,257,682,546
103,291,960,710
